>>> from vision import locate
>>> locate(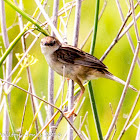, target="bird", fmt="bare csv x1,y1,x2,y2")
40,36,138,117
